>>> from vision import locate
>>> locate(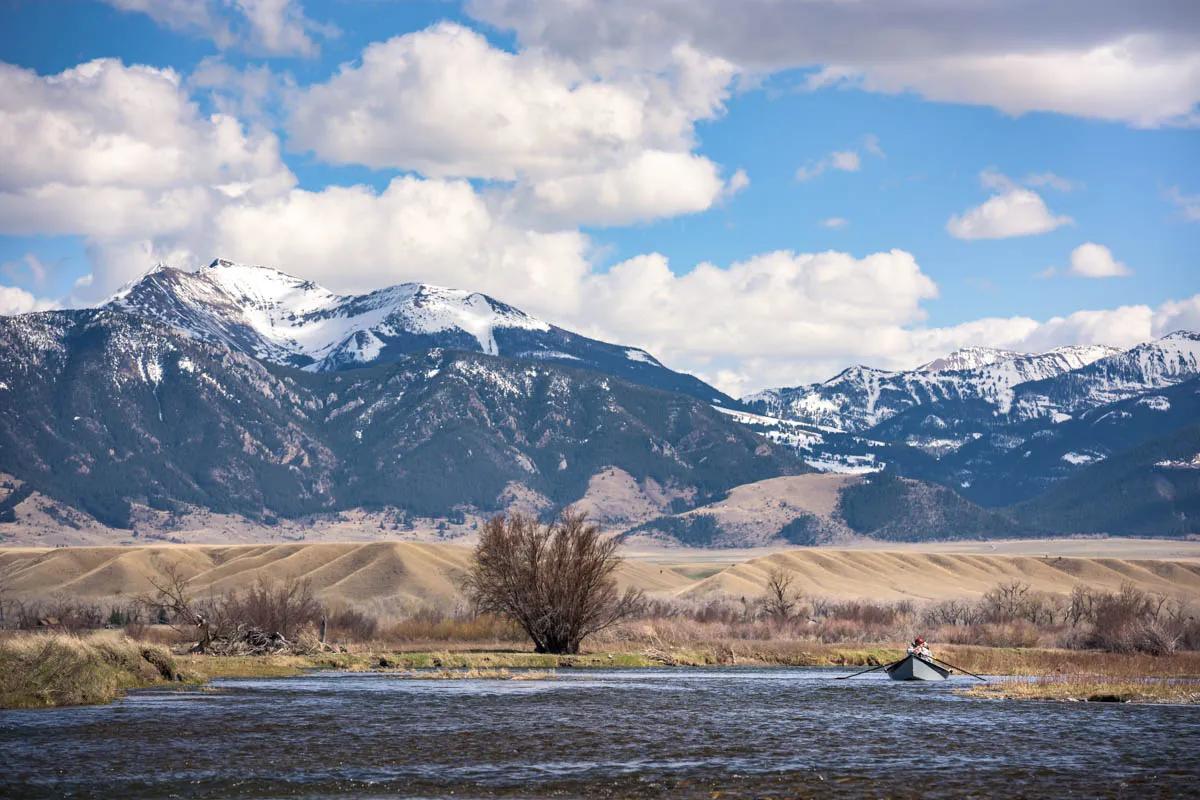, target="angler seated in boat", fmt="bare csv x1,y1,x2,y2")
906,636,932,660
